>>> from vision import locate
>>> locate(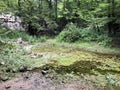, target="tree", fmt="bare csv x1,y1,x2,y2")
107,0,120,36
0,1,7,13
2,0,119,36
54,0,58,21
17,0,58,35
